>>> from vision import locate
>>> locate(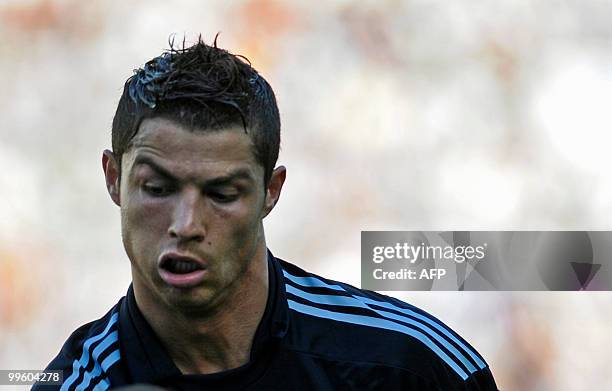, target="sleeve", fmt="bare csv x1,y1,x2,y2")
32,305,123,391
31,337,80,391
463,367,499,391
